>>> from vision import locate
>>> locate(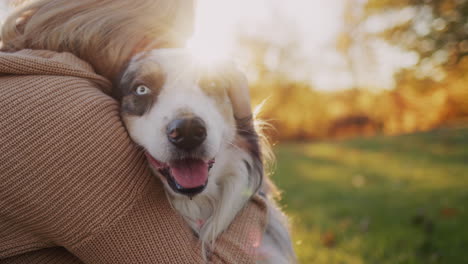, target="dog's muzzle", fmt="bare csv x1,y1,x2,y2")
145,152,215,198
